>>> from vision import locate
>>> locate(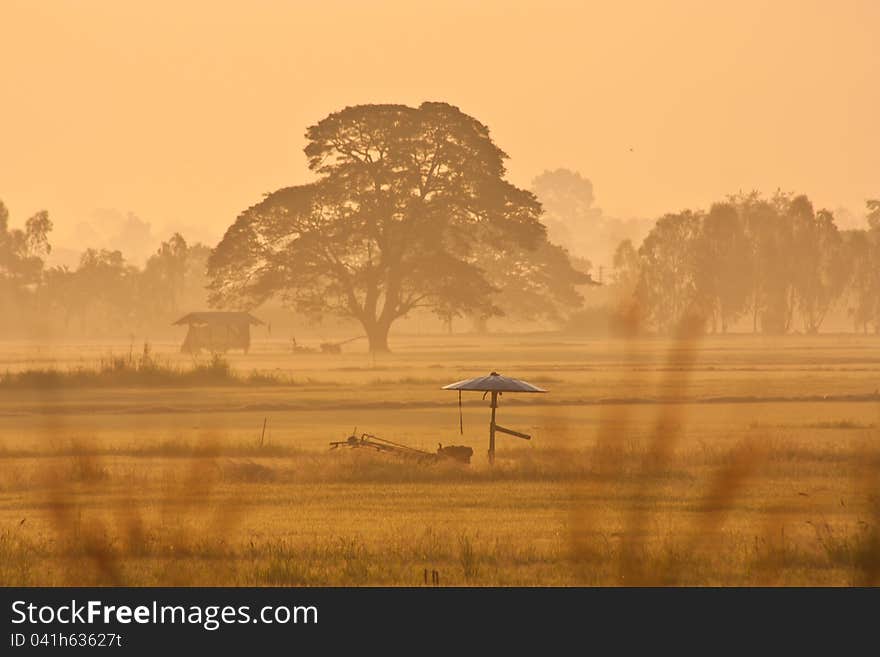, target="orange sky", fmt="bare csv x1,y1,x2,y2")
2,0,878,247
